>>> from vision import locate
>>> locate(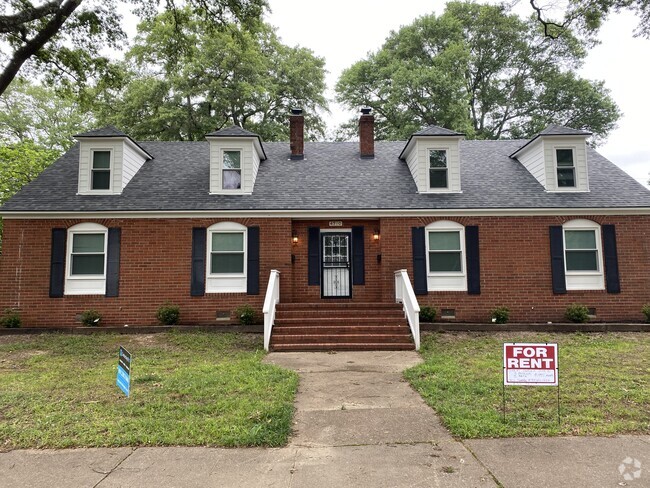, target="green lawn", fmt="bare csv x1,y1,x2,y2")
405,332,650,438
0,332,298,450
